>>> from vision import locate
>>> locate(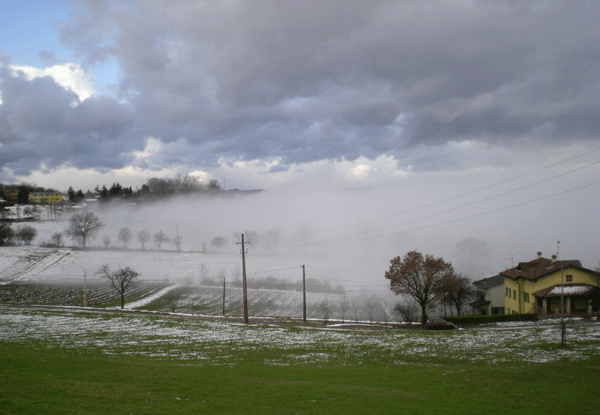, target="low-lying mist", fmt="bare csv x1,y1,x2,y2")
32,165,600,295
